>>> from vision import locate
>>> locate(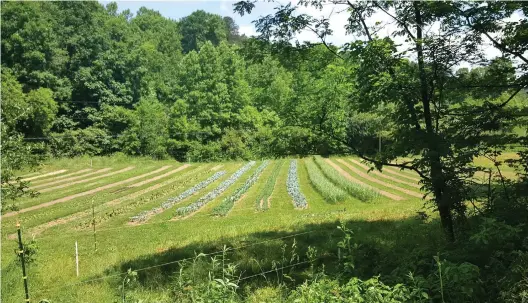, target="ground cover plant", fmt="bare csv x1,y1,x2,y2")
212,160,269,216
314,156,379,202
305,158,348,203
255,159,284,210
287,160,308,209
175,161,256,217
